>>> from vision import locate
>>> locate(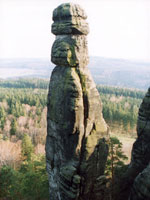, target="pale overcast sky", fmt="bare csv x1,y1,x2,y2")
0,0,150,61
